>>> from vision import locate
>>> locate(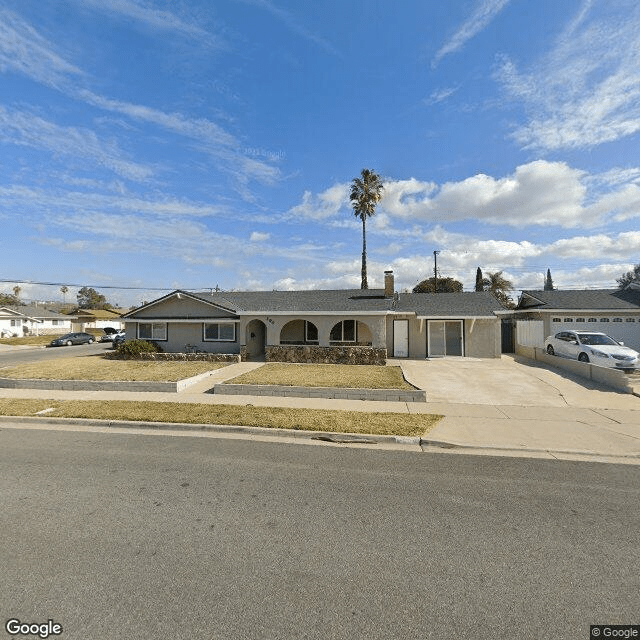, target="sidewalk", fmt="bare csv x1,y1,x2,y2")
0,358,639,463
